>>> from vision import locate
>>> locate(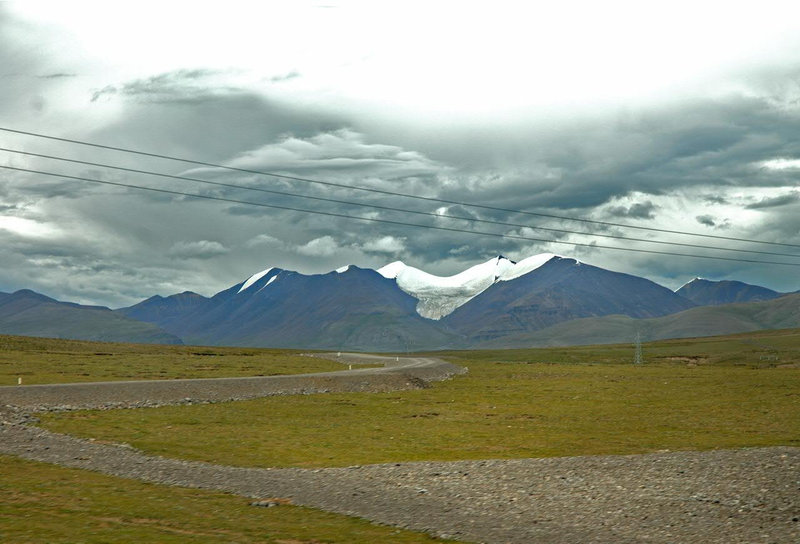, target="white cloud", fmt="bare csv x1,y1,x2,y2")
0,216,59,238
361,236,405,254
245,234,283,248
761,158,800,170
296,235,339,257
169,240,229,259
222,129,447,181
